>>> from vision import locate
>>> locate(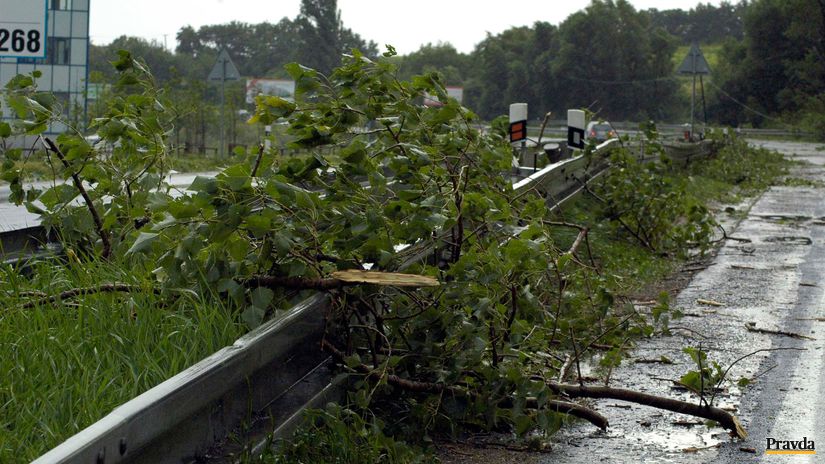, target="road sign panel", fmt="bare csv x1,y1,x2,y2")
567,109,586,150
509,121,527,143
0,0,48,59
208,49,241,81
677,43,711,75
